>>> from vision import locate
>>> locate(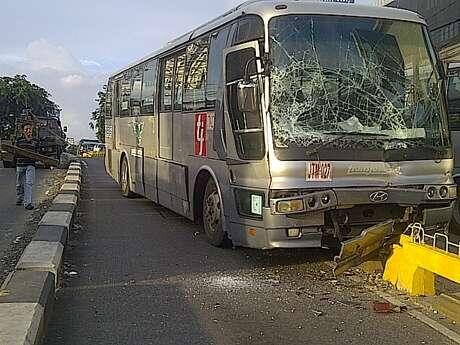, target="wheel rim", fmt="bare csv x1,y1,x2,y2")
204,191,221,233
121,161,128,192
